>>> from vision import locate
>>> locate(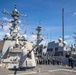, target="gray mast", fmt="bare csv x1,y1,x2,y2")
36,24,42,56
36,26,42,46
62,8,65,56
32,21,43,56
62,8,64,43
